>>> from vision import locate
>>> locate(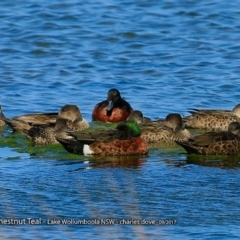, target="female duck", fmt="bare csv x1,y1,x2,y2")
23,104,89,145
176,122,240,155
128,111,191,143
0,106,58,132
183,104,240,131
